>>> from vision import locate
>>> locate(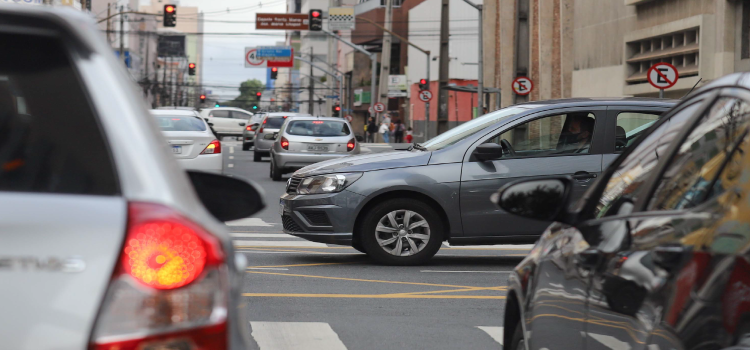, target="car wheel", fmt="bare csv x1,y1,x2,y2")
253,151,262,162
510,322,525,350
270,158,282,181
242,142,251,151
360,199,442,265
352,242,367,254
